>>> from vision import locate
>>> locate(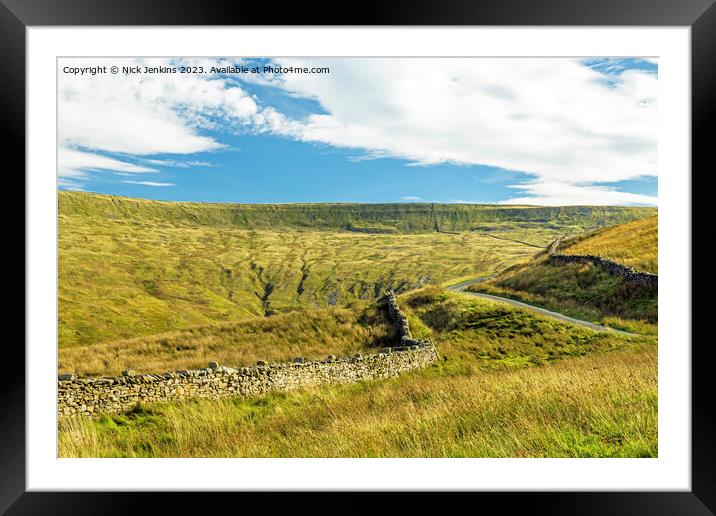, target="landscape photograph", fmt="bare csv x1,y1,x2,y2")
57,56,658,458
